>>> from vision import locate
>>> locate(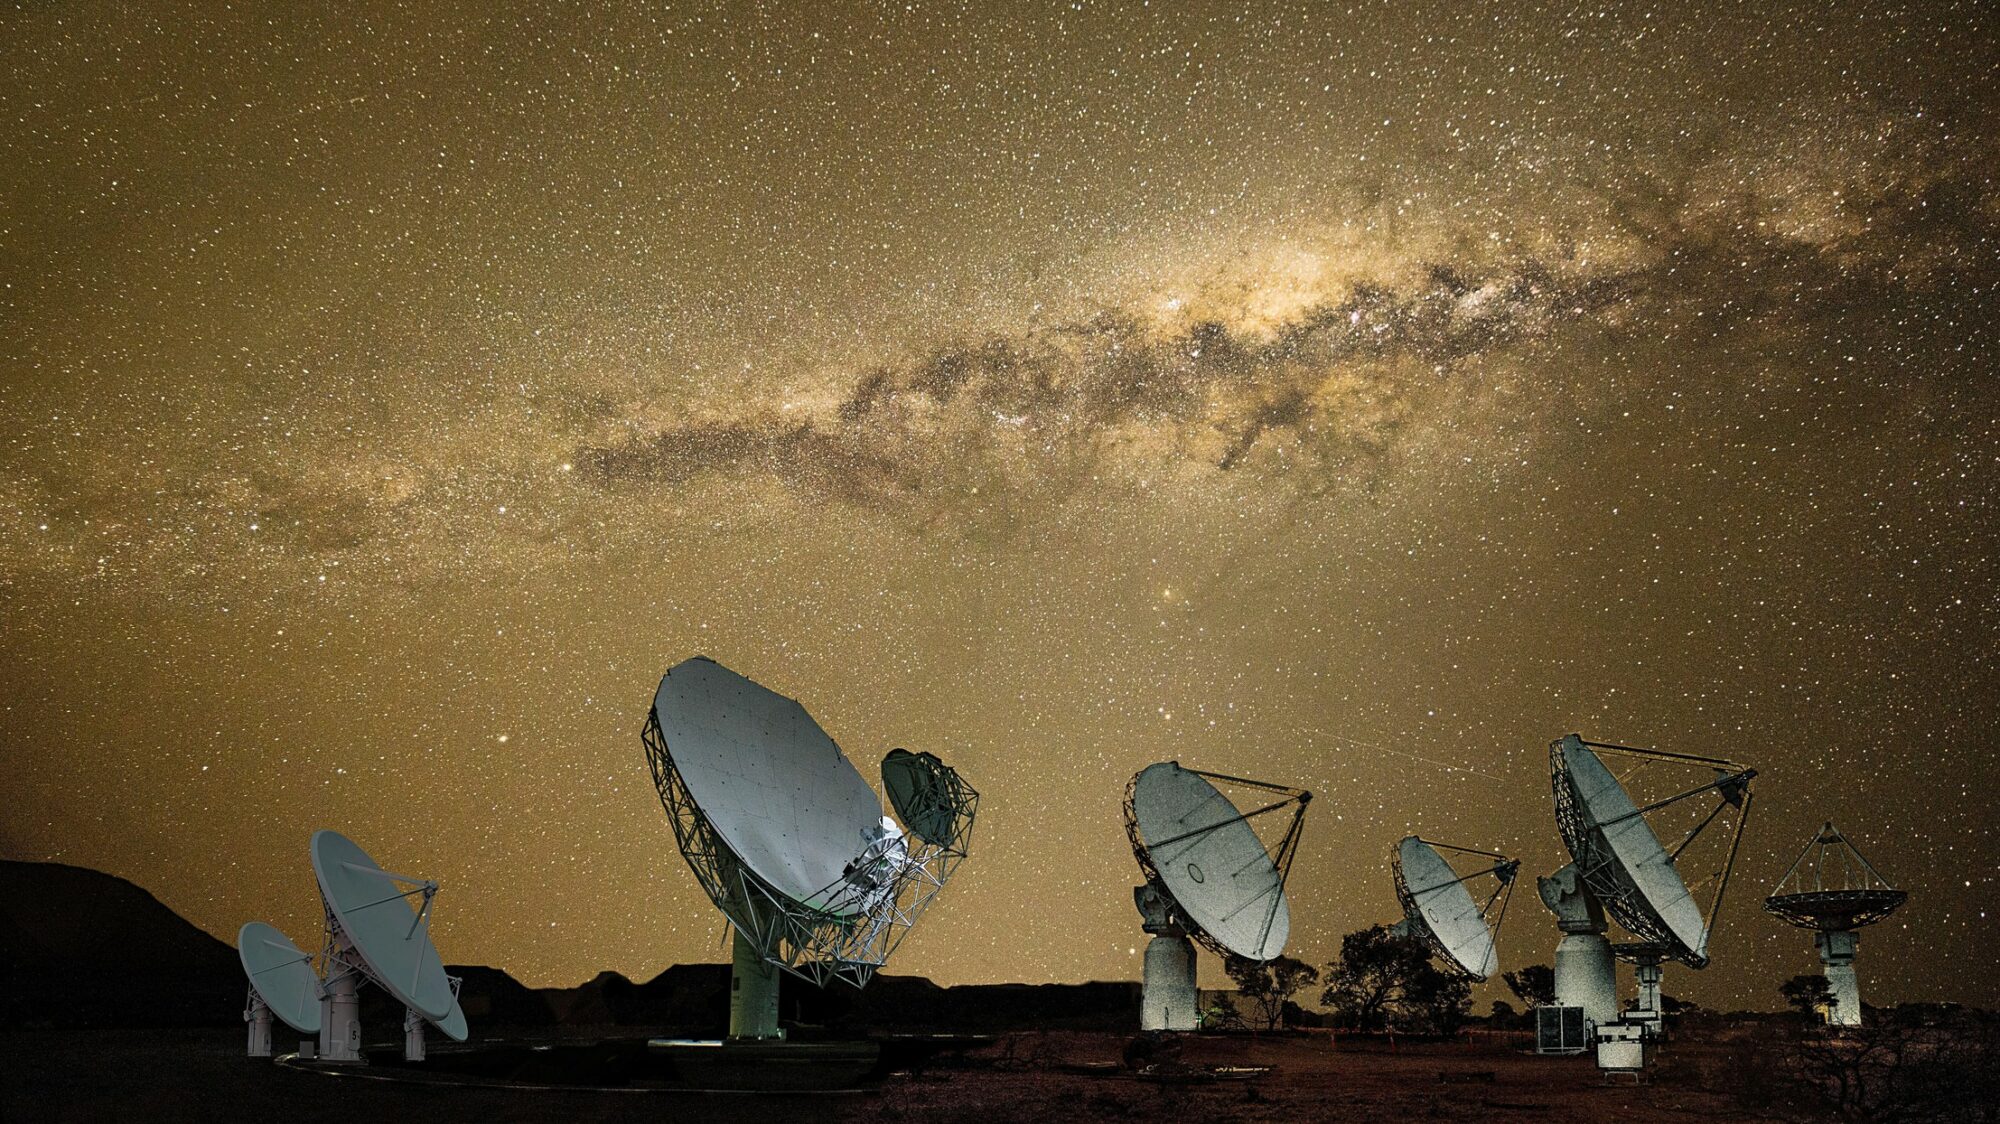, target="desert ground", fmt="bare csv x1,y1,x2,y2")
0,1026,1827,1123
